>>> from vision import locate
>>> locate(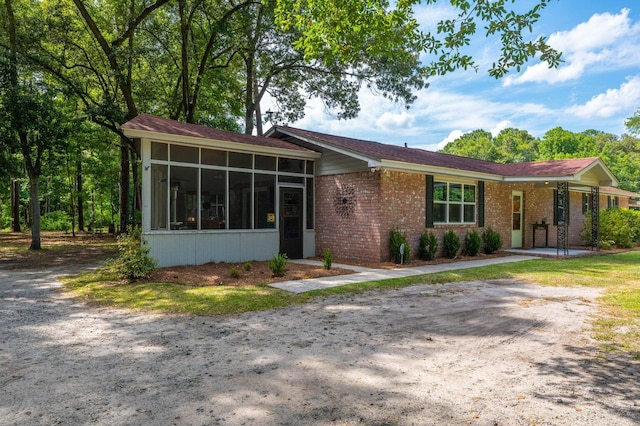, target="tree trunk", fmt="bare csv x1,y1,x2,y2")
131,150,141,226
27,171,41,250
244,56,255,135
119,138,130,234
11,178,21,232
76,158,84,231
